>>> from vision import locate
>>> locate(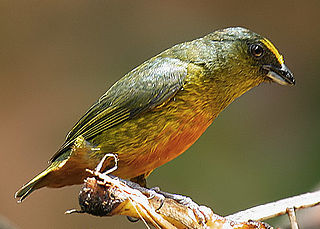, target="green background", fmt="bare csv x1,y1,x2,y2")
1,1,319,228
